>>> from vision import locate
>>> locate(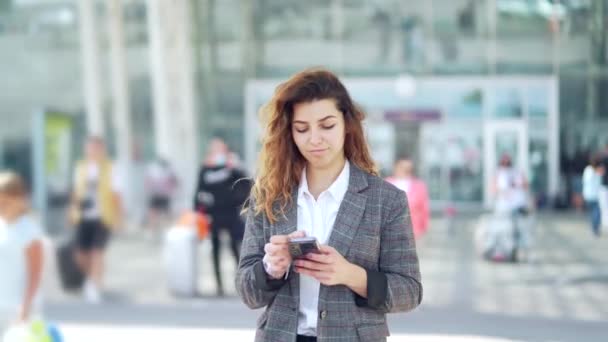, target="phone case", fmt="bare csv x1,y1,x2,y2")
288,238,320,258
